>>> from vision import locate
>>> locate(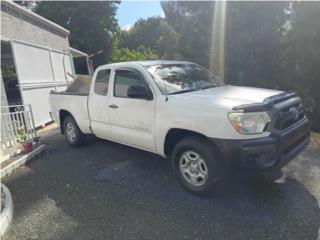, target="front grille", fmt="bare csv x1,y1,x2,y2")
275,101,305,131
